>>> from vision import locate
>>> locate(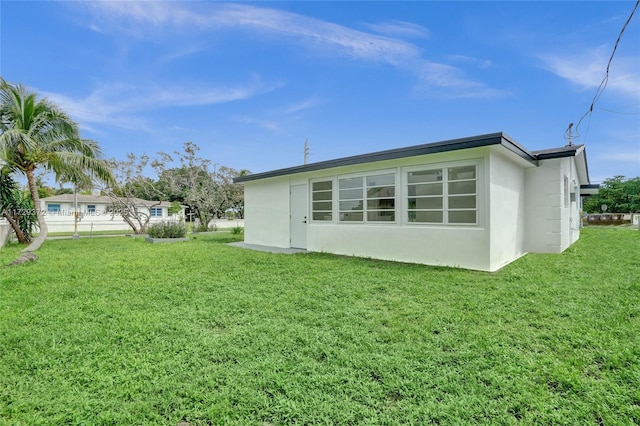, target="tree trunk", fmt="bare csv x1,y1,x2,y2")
2,211,29,243
22,168,47,252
